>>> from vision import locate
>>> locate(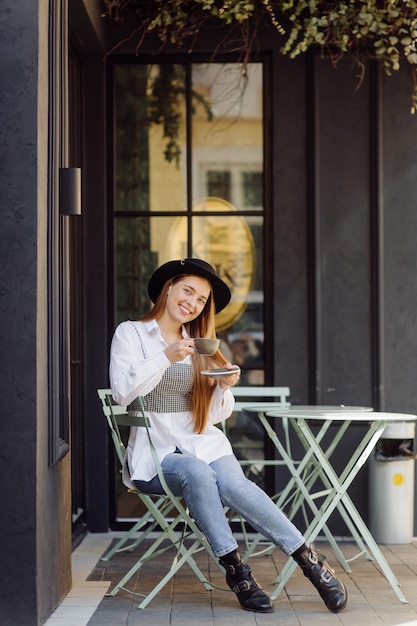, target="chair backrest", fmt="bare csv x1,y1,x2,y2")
97,388,185,501
232,386,291,411
97,388,148,466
